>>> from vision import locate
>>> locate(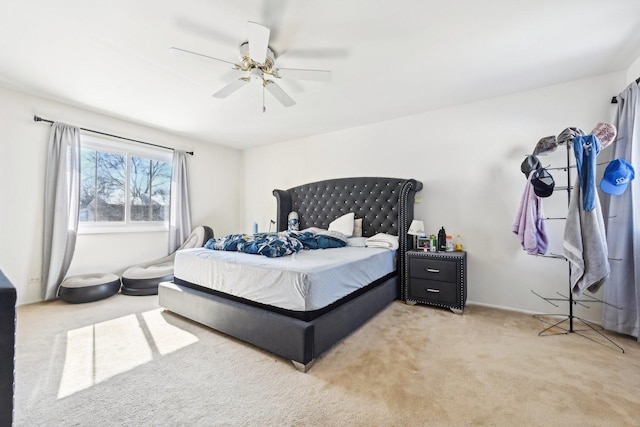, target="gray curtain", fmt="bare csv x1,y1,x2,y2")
168,150,192,252
603,81,639,340
42,123,81,301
